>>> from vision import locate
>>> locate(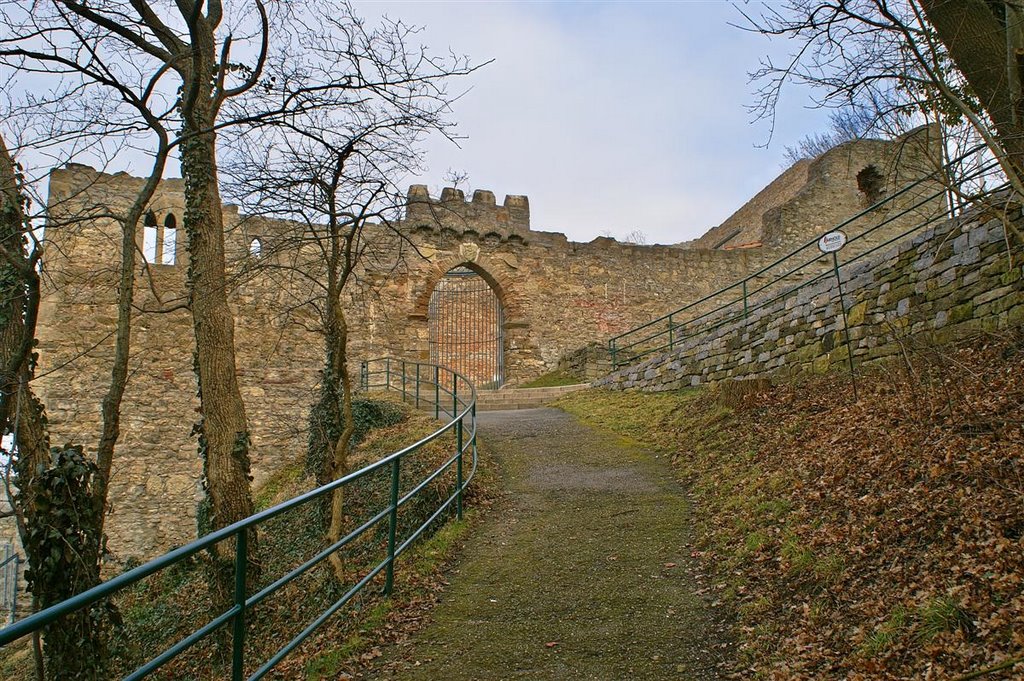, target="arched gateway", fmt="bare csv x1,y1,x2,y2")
427,265,505,389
